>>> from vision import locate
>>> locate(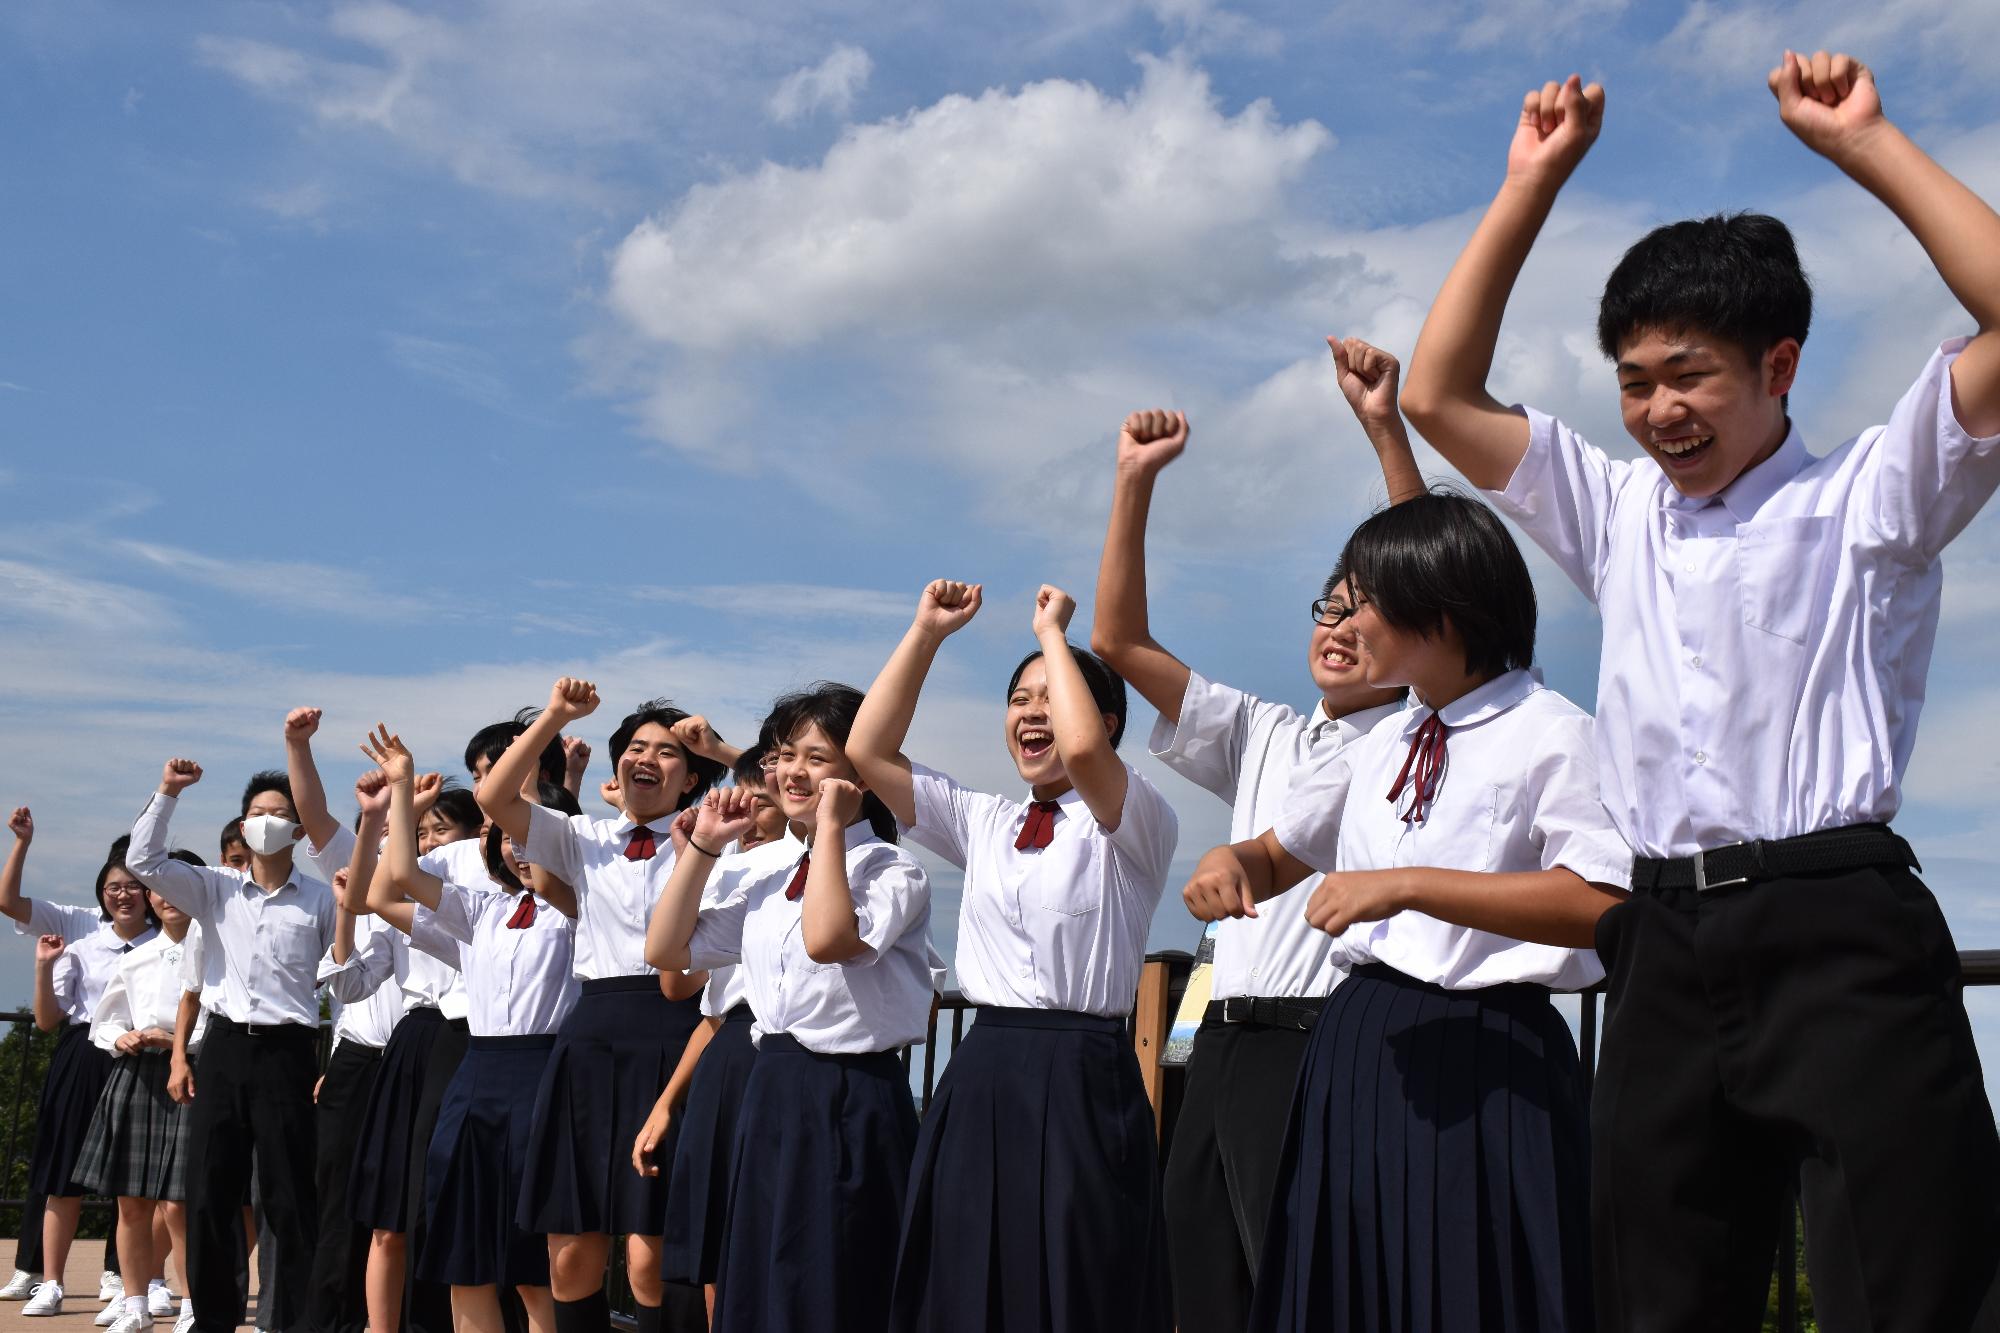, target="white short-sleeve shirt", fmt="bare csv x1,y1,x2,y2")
301,826,403,1049
16,899,155,1026
522,805,683,980
906,760,1178,1018
688,824,934,1053
414,854,577,1039
1274,671,1630,991
91,931,197,1054
1489,339,2000,858
1149,670,1400,1000
698,831,805,1018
